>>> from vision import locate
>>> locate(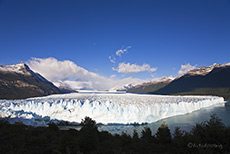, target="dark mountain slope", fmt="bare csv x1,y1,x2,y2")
153,64,230,100
0,62,61,99
127,77,173,94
